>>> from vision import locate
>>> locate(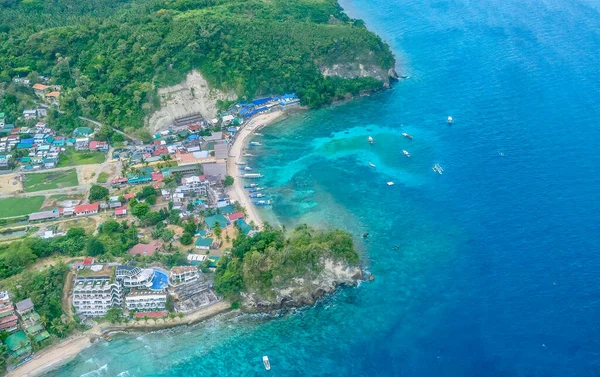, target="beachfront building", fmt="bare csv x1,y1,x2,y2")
16,298,50,343
115,265,154,289
169,266,199,285
182,175,209,195
72,264,123,317
124,289,167,311
0,291,18,333
5,331,32,360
